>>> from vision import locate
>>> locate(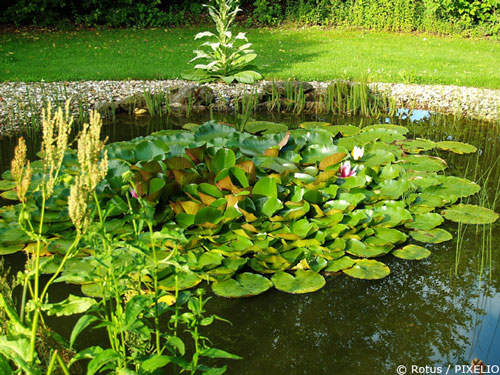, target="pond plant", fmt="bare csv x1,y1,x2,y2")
183,0,262,84
0,107,498,373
